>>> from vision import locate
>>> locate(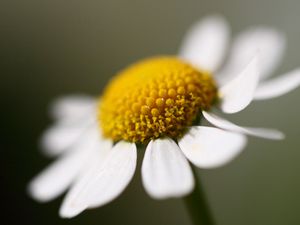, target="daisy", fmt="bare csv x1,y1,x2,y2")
28,14,300,220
